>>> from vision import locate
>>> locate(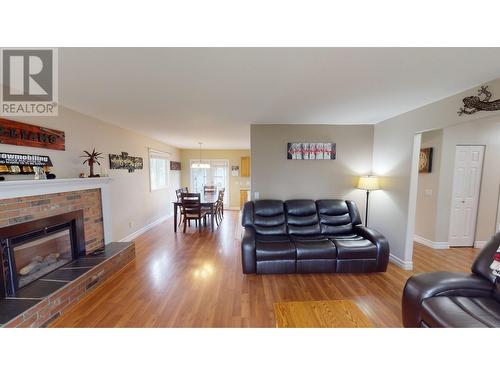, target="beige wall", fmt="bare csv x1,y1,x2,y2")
372,77,500,266
180,149,250,208
415,130,443,241
250,124,374,221
1,107,181,241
